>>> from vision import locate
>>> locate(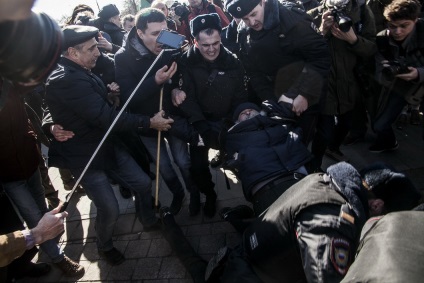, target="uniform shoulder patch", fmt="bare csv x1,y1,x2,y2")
330,238,351,275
